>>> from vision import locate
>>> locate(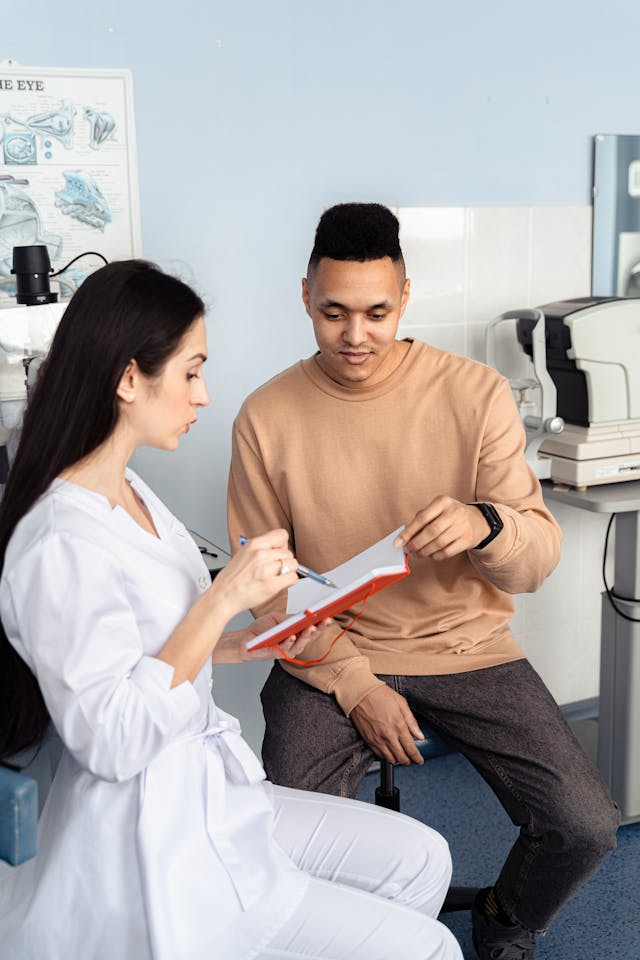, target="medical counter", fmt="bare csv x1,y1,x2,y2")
189,531,230,580
542,479,640,824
